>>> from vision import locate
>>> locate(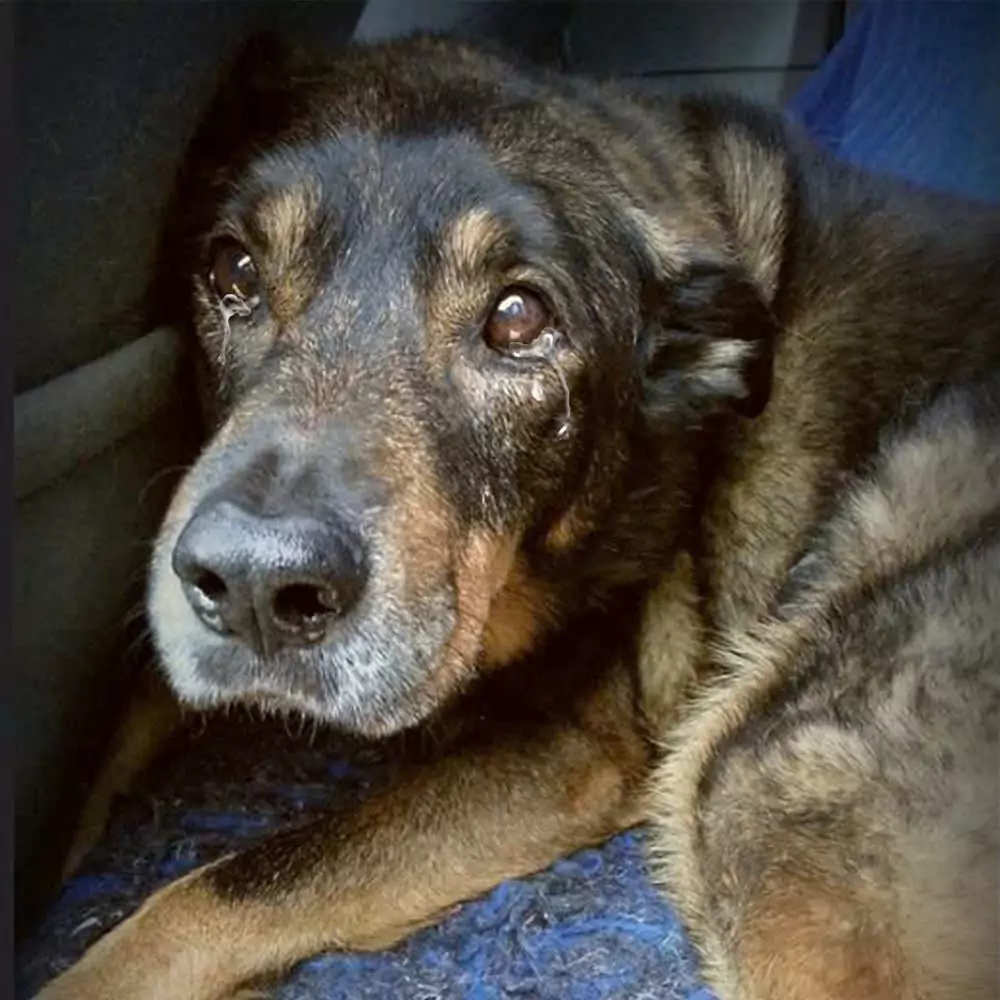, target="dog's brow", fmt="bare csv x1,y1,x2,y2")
249,181,326,319
442,208,514,275
254,182,323,265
